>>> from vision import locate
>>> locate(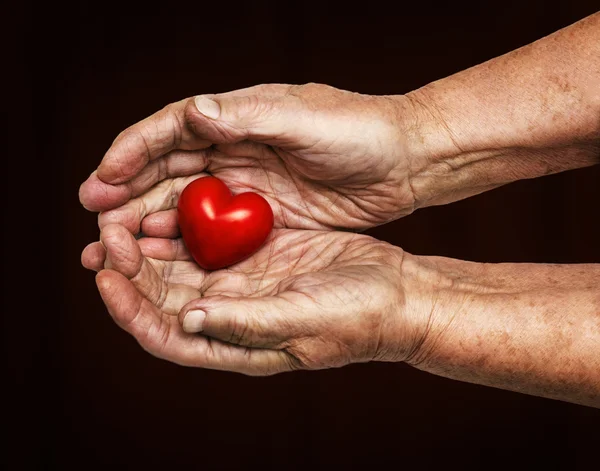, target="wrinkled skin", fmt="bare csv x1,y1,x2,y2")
79,83,419,232
80,16,600,403
83,225,422,375
80,83,429,374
